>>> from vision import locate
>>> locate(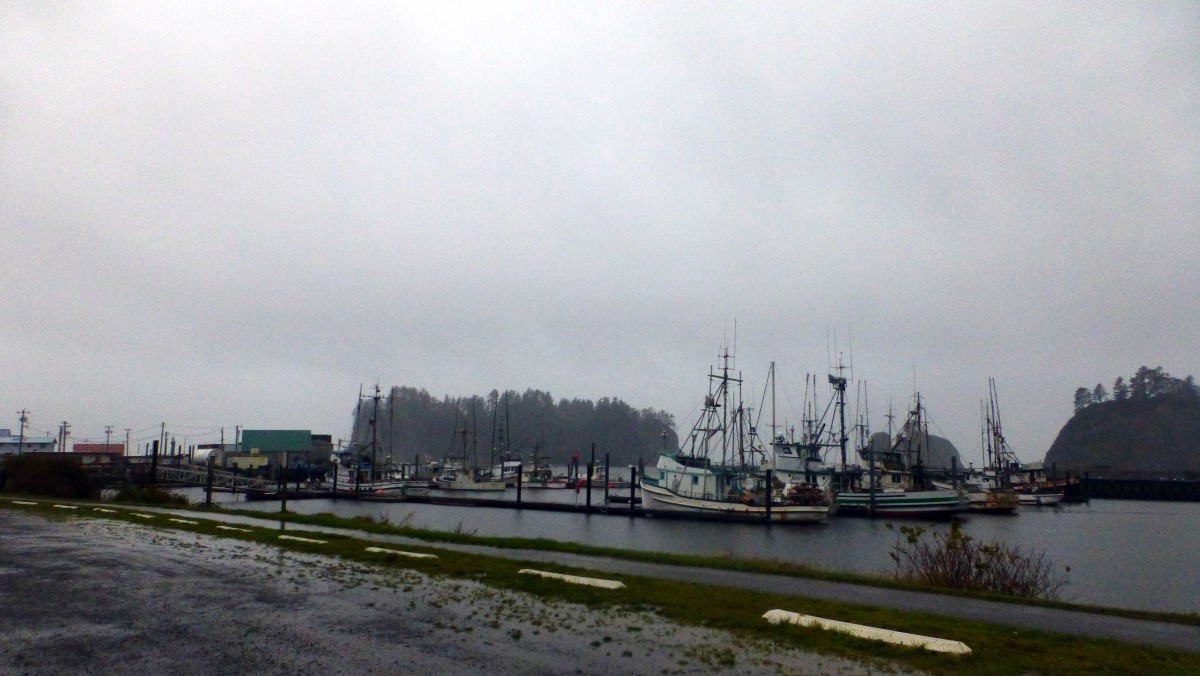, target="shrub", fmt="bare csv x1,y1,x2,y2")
111,485,188,505
2,454,96,499
889,522,1069,600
